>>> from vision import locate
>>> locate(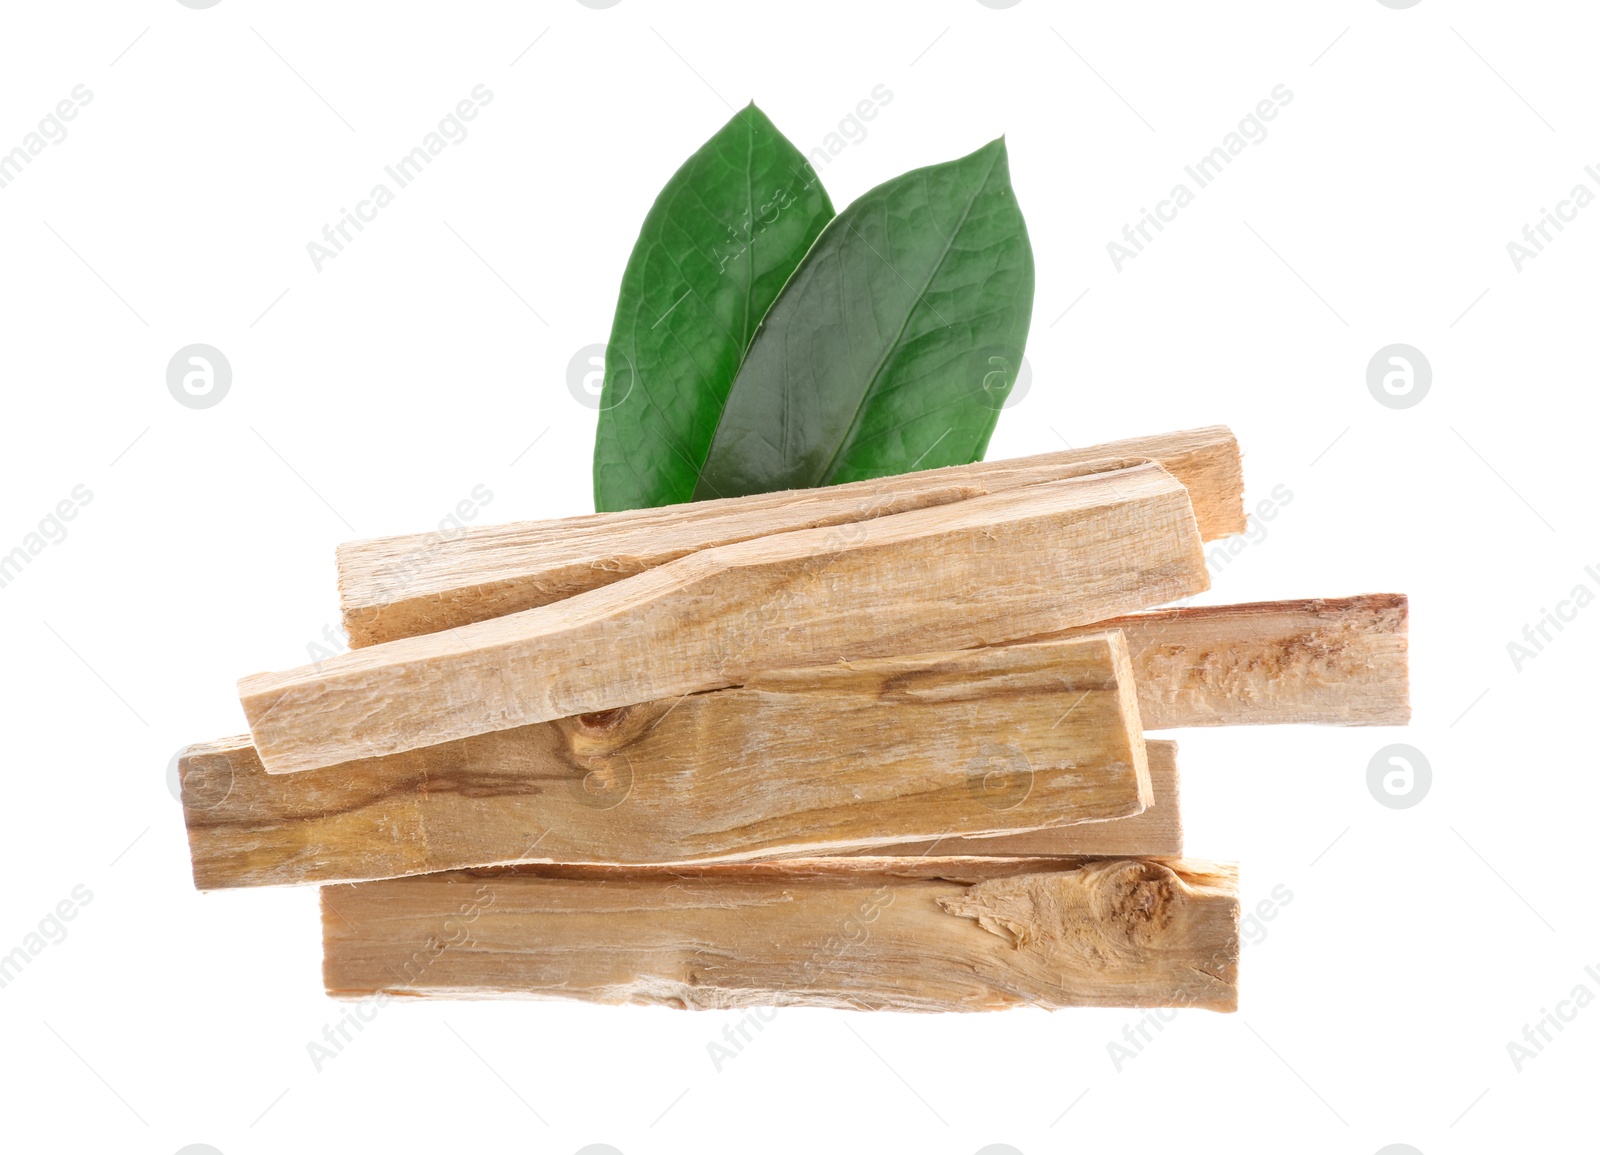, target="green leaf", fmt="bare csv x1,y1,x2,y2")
592,103,836,512
692,137,1034,500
